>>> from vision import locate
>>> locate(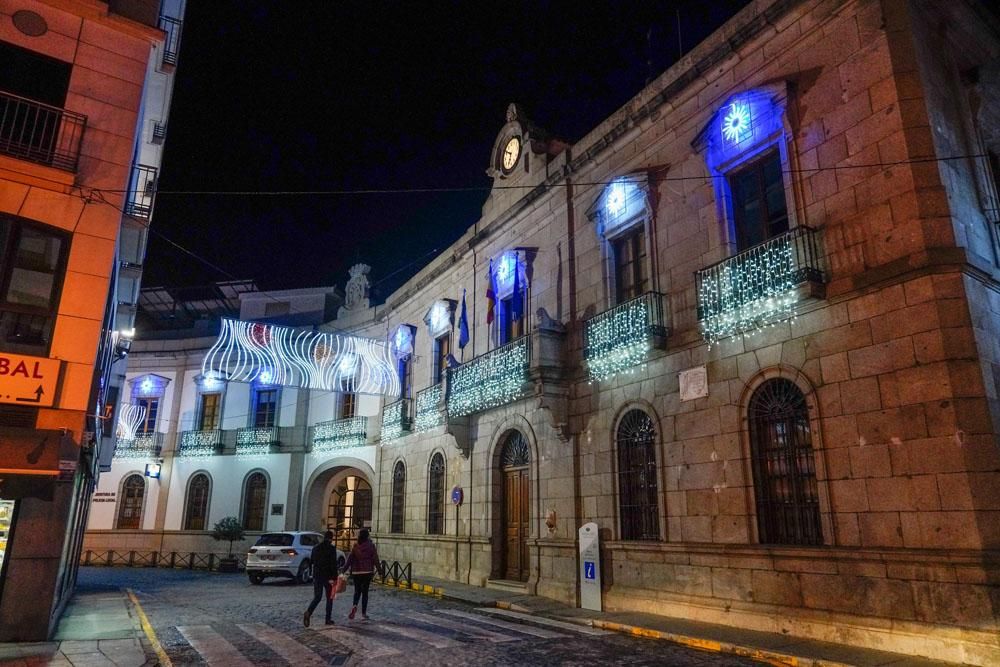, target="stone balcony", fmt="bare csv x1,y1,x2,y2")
113,433,163,460
311,416,368,453
380,398,412,442
695,225,826,347
583,291,668,383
